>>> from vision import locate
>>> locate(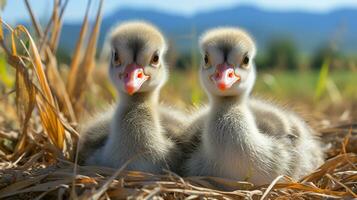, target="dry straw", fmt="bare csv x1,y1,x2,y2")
0,0,356,199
